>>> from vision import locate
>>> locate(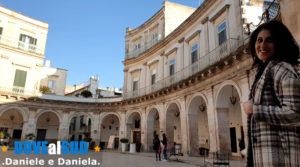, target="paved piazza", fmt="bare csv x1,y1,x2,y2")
0,149,245,167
